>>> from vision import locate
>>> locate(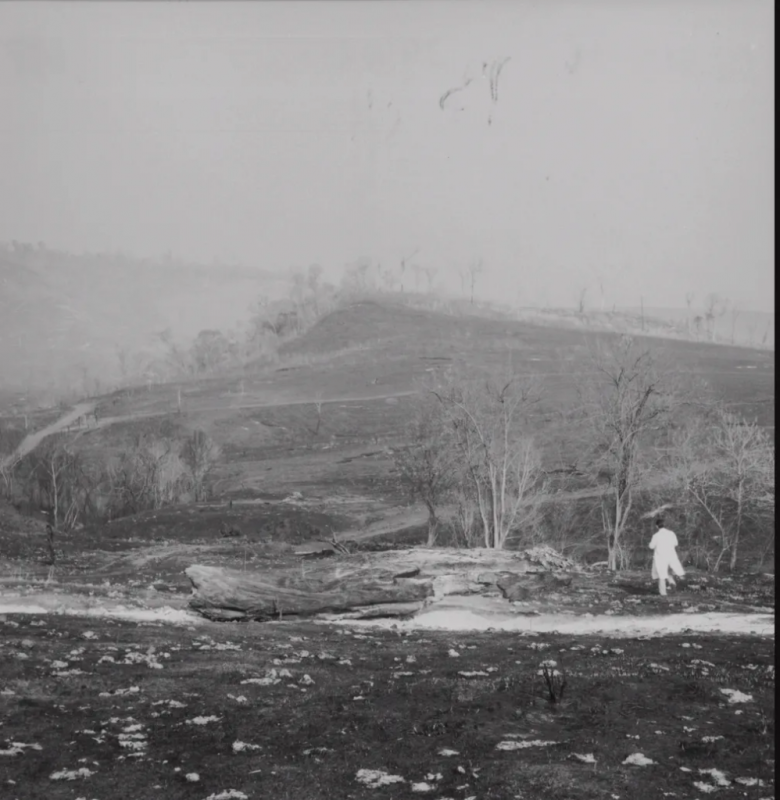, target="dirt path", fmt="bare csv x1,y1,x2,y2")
1,401,96,470
85,388,418,432
0,388,414,468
